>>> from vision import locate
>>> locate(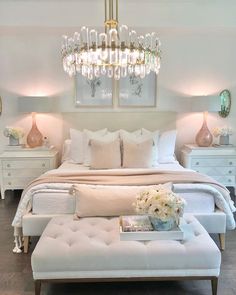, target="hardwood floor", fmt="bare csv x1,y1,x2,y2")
0,191,236,295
